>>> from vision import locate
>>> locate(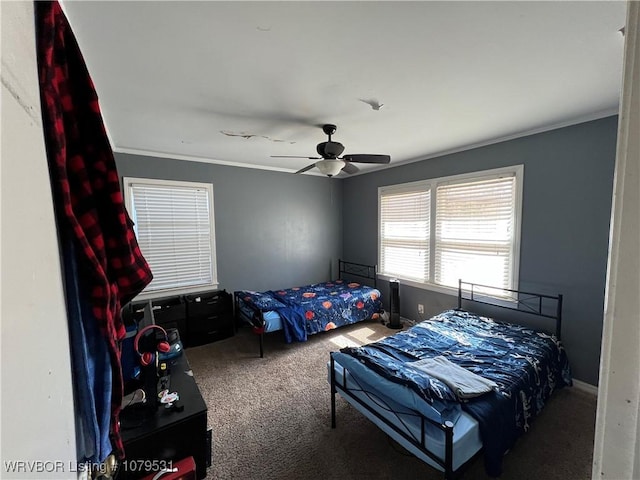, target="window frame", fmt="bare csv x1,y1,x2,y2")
377,165,523,297
123,176,219,300
378,179,432,283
